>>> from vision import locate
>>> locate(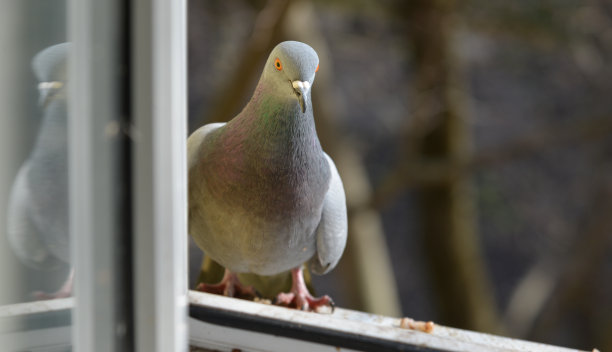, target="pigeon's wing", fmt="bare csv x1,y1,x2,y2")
309,153,348,275
187,122,226,238
7,161,64,270
187,122,226,169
